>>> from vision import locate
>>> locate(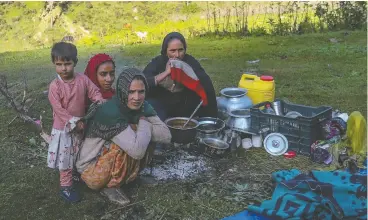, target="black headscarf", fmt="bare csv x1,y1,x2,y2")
160,32,187,56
